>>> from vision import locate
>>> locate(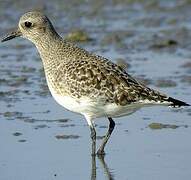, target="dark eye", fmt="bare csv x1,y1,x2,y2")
24,21,32,28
